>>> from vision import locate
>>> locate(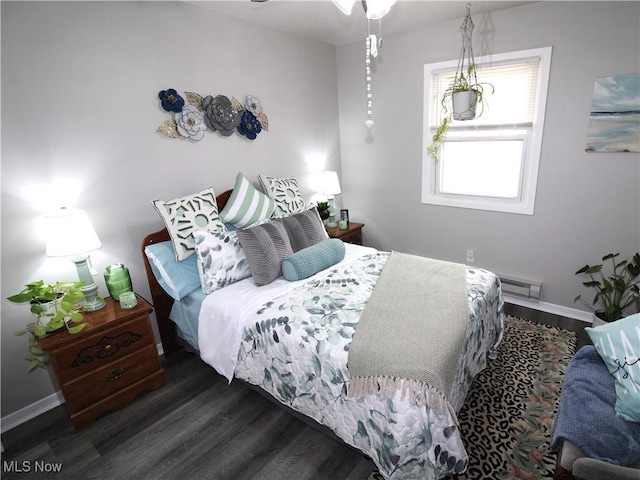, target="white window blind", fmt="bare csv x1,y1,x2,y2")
429,59,541,128
422,47,553,215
